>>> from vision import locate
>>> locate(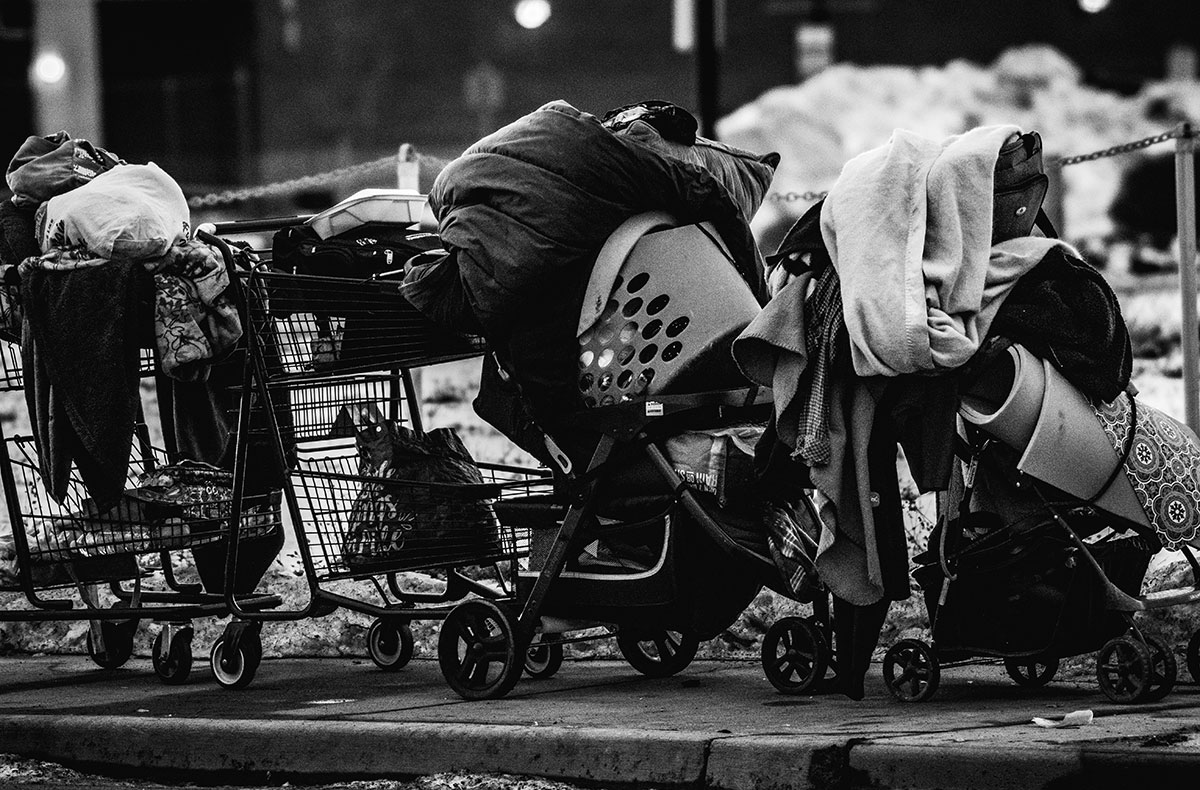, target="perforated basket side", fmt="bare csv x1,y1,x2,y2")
576,224,759,406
